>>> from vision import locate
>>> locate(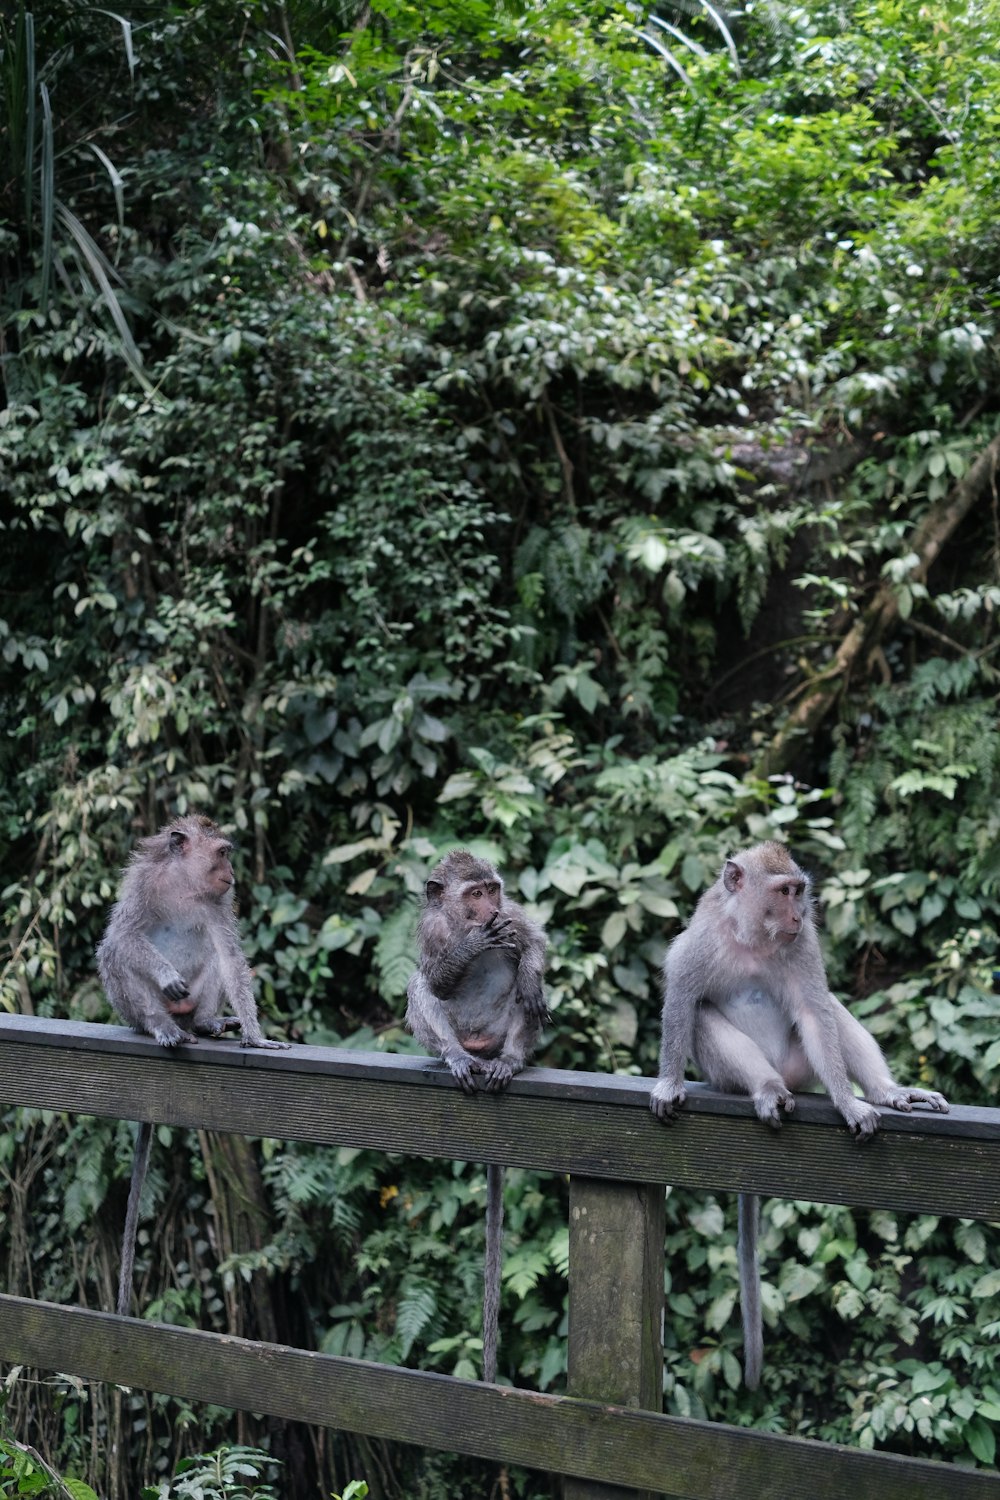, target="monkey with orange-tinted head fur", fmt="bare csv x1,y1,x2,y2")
97,815,289,1318
97,814,288,1050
